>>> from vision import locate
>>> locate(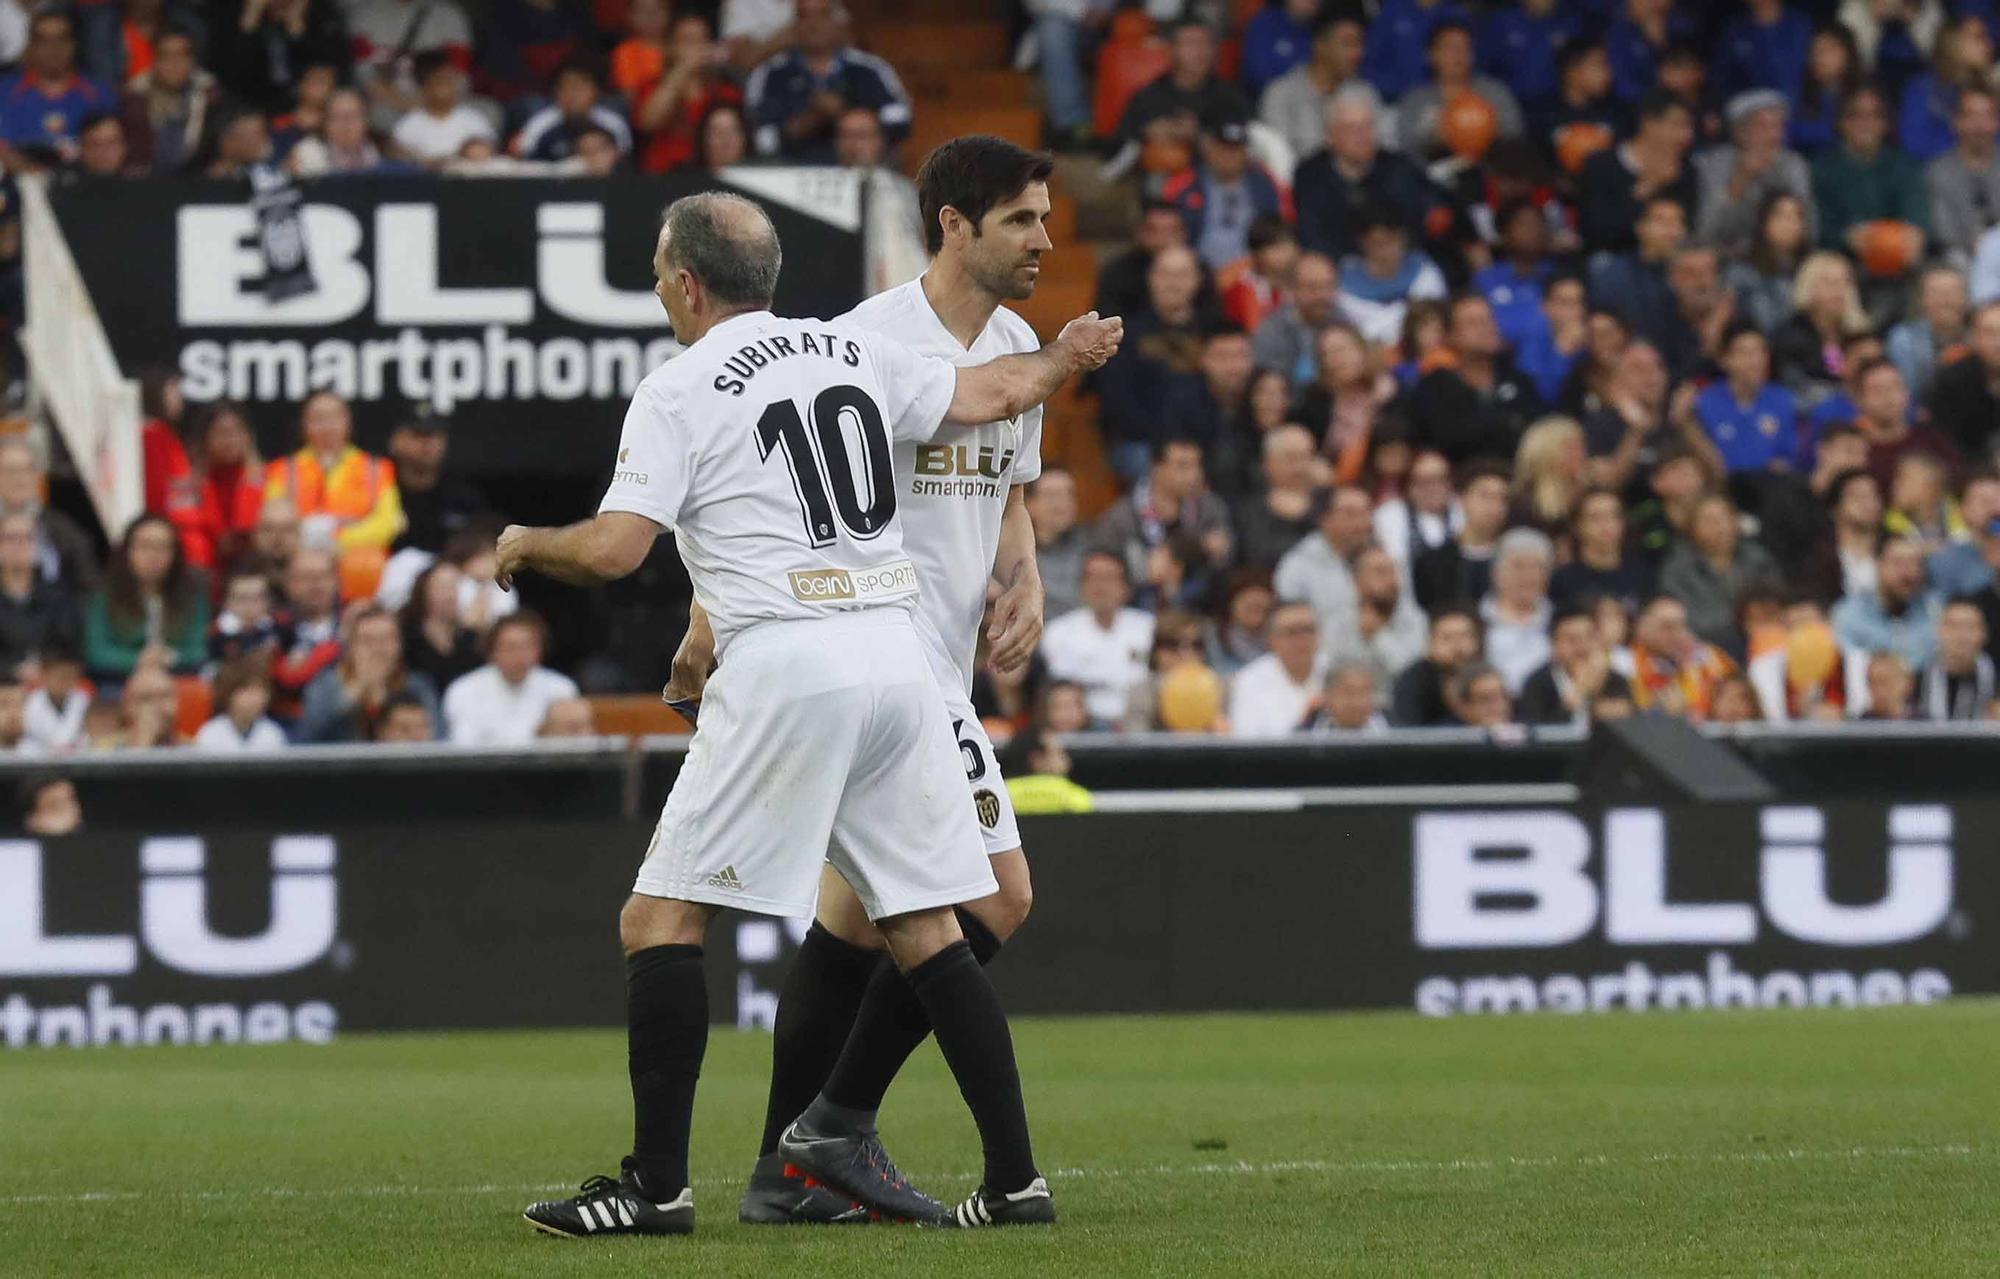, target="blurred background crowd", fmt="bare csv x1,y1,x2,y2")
2,0,2000,768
